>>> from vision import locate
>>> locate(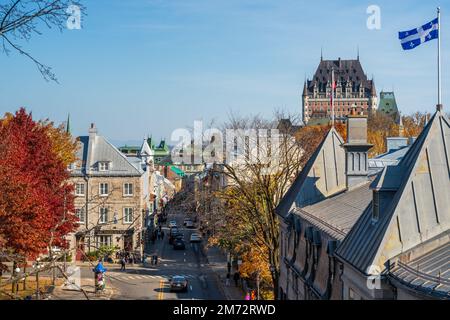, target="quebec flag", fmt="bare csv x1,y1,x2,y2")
399,17,439,50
